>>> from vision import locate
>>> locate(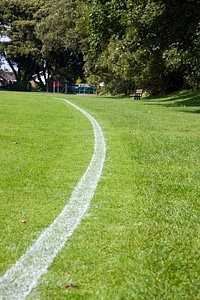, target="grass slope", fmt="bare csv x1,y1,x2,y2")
0,91,199,299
